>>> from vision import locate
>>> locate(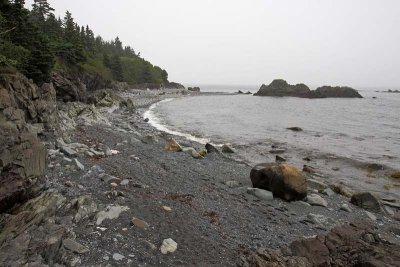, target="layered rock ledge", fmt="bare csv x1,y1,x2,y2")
254,79,363,98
